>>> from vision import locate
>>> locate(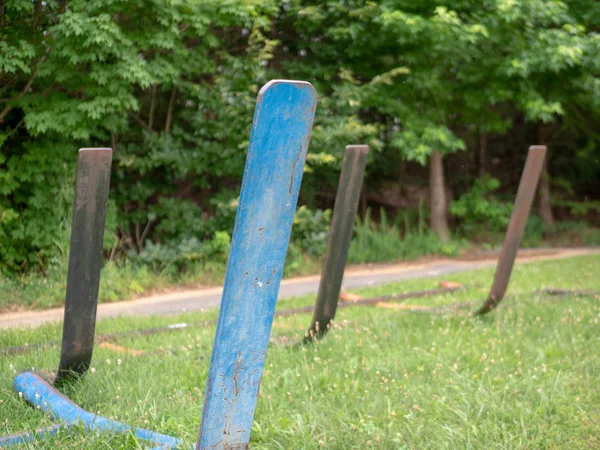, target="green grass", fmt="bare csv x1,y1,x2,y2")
1,255,599,448
2,220,596,313
0,259,229,313
0,251,321,313
347,209,466,264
